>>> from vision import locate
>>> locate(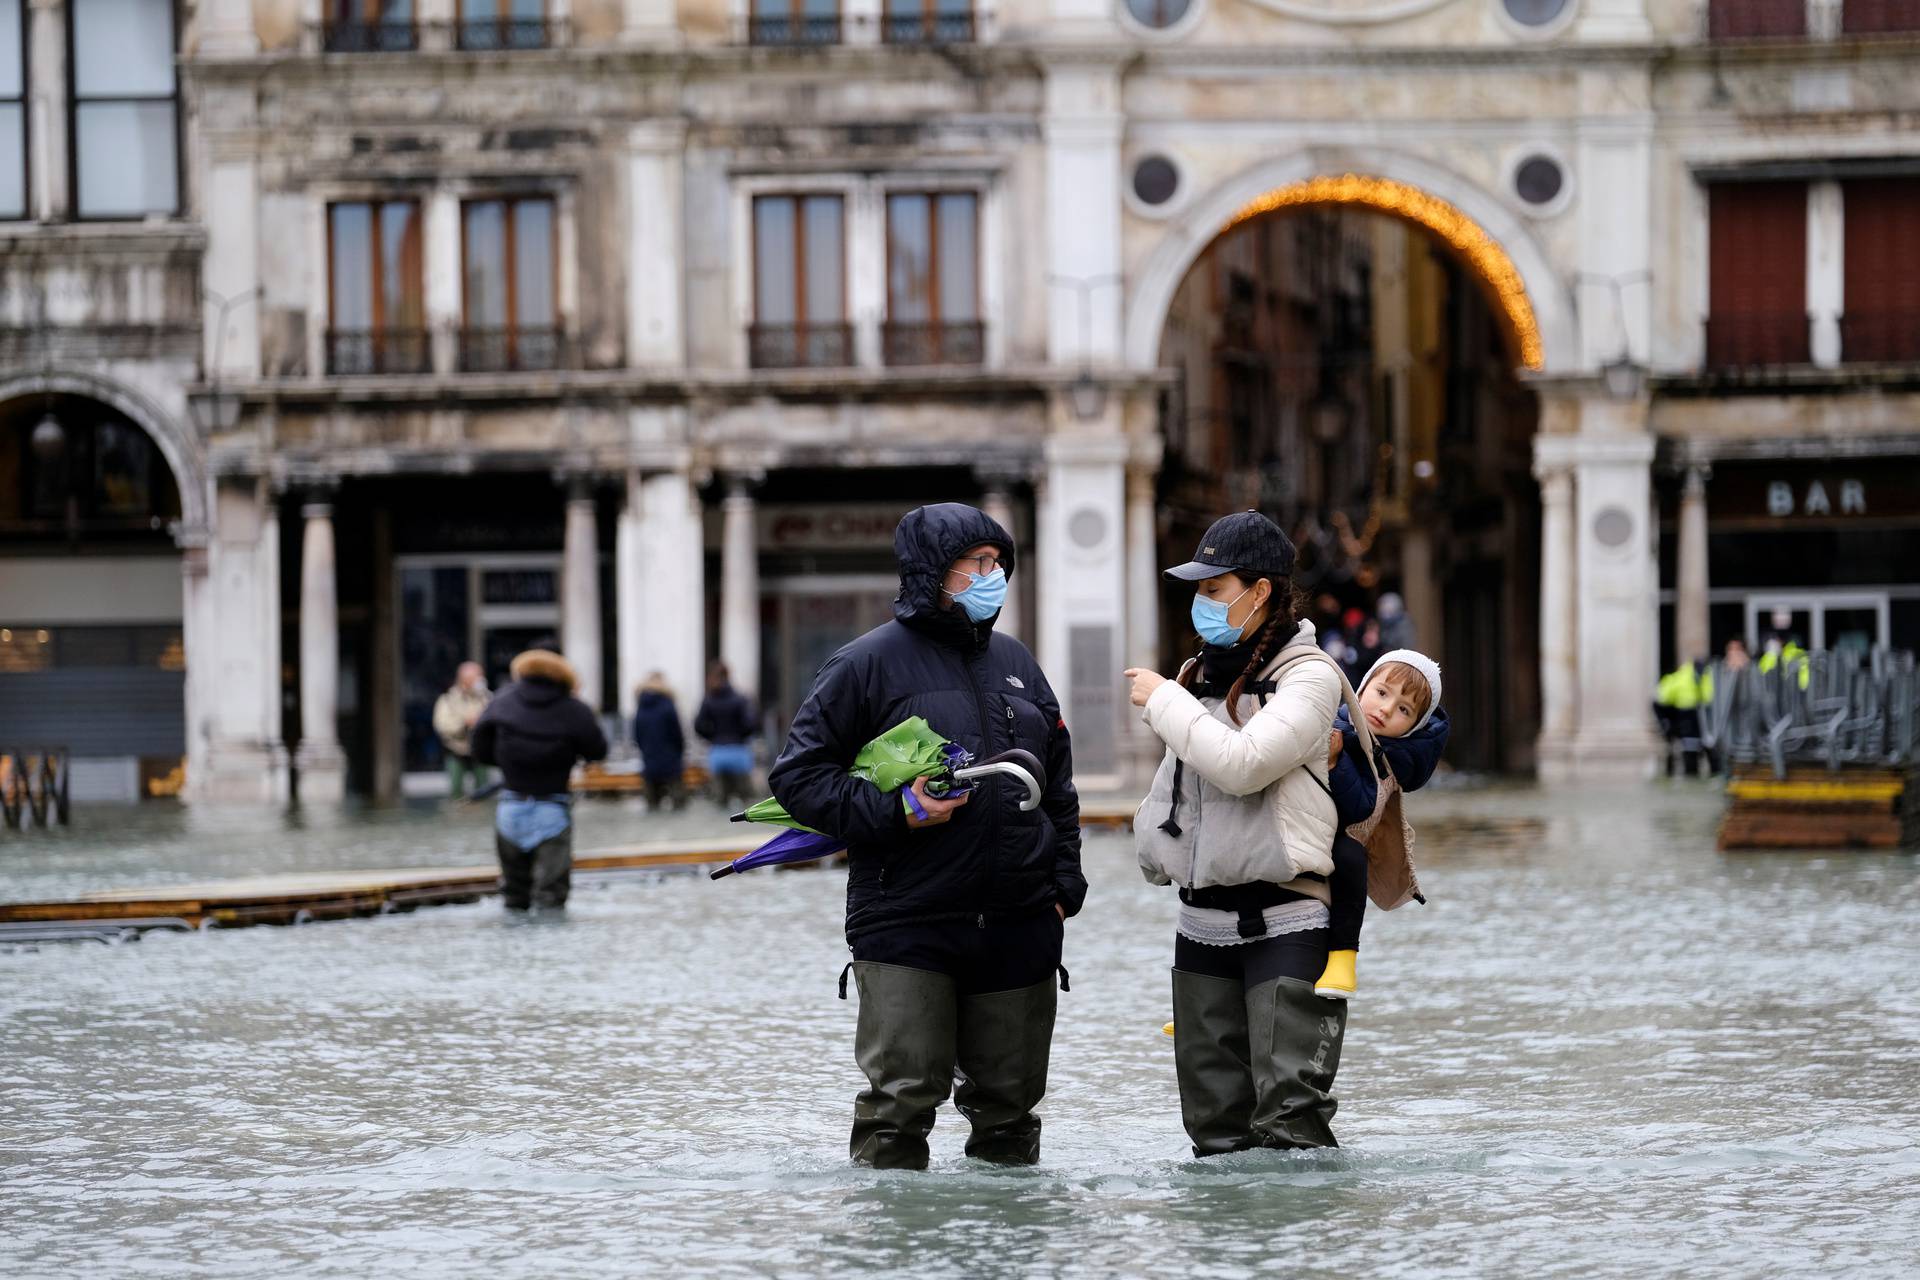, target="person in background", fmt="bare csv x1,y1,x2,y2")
471,650,608,912
1759,612,1811,689
632,672,687,812
696,661,759,809
1375,592,1415,651
433,661,492,799
1653,657,1710,778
